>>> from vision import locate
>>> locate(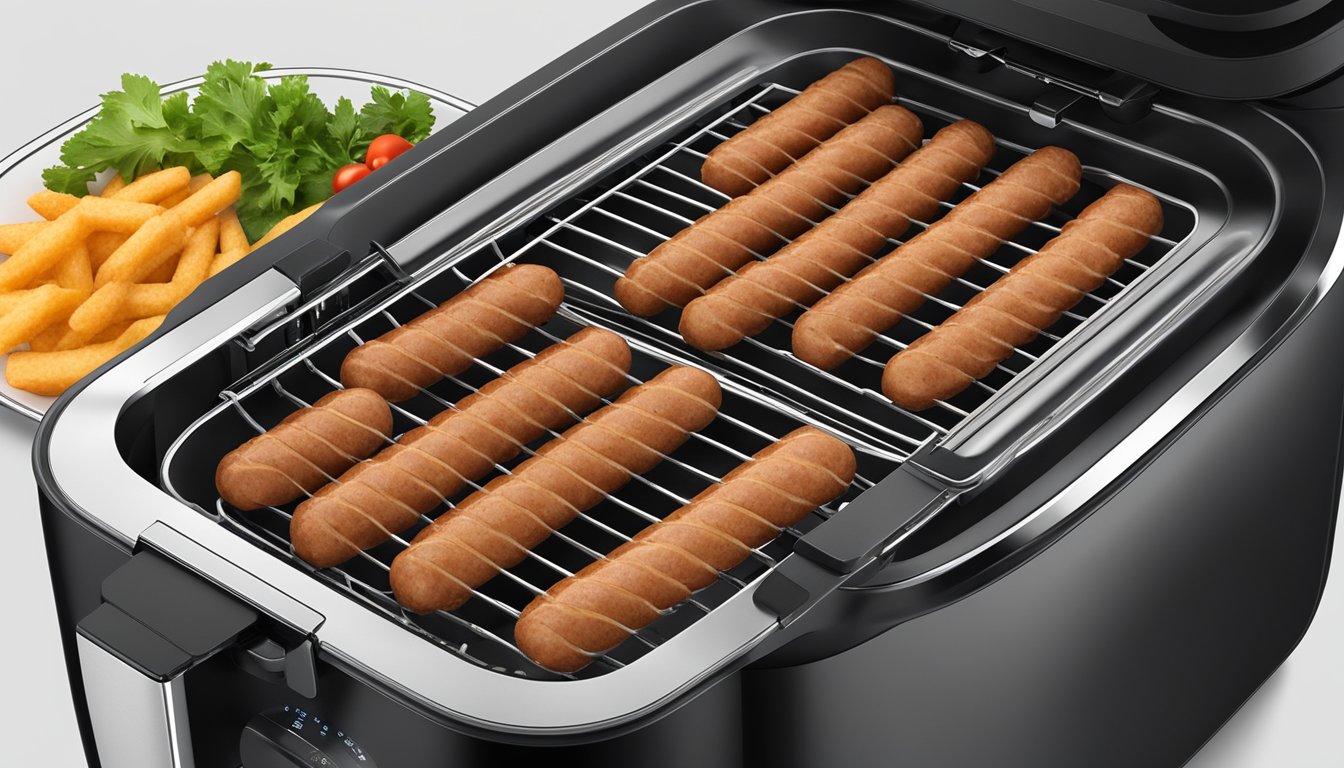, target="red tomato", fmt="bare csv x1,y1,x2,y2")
332,163,372,193
365,134,414,171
